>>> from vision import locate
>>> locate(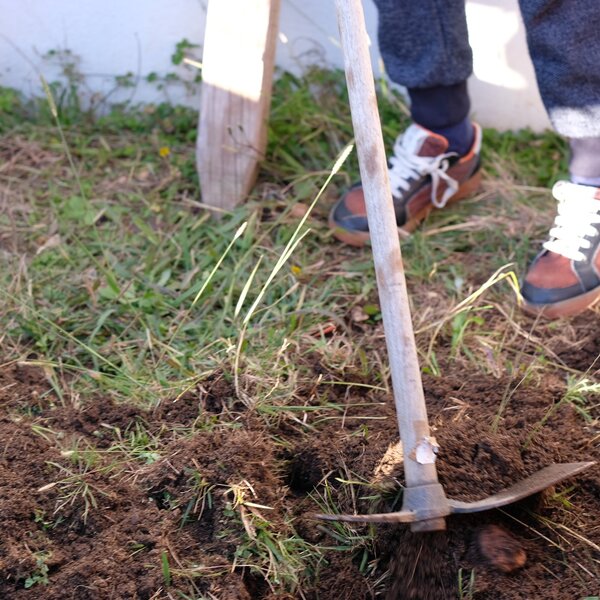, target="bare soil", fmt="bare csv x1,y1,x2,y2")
0,313,598,599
